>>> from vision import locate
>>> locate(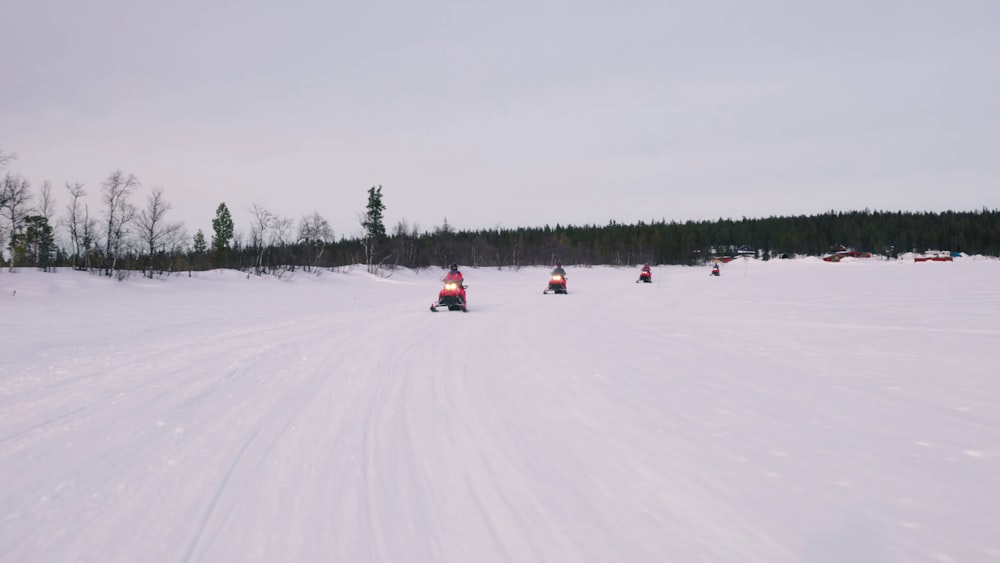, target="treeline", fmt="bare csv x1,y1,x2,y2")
332,208,1000,269
2,153,998,276
53,208,995,276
